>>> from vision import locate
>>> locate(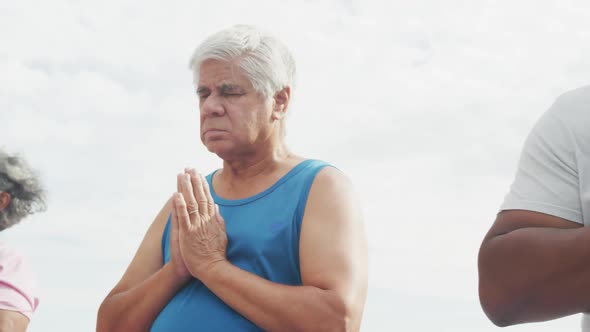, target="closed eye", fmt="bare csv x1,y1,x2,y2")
197,95,210,105
196,87,210,99
221,92,245,98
